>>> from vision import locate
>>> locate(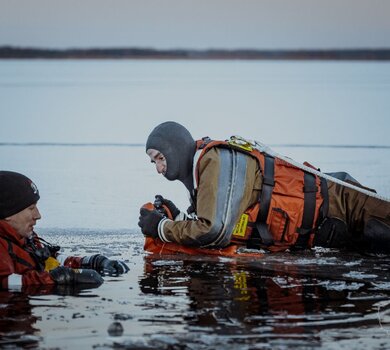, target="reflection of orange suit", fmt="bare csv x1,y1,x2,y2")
140,258,318,332
140,258,258,326
263,277,306,335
